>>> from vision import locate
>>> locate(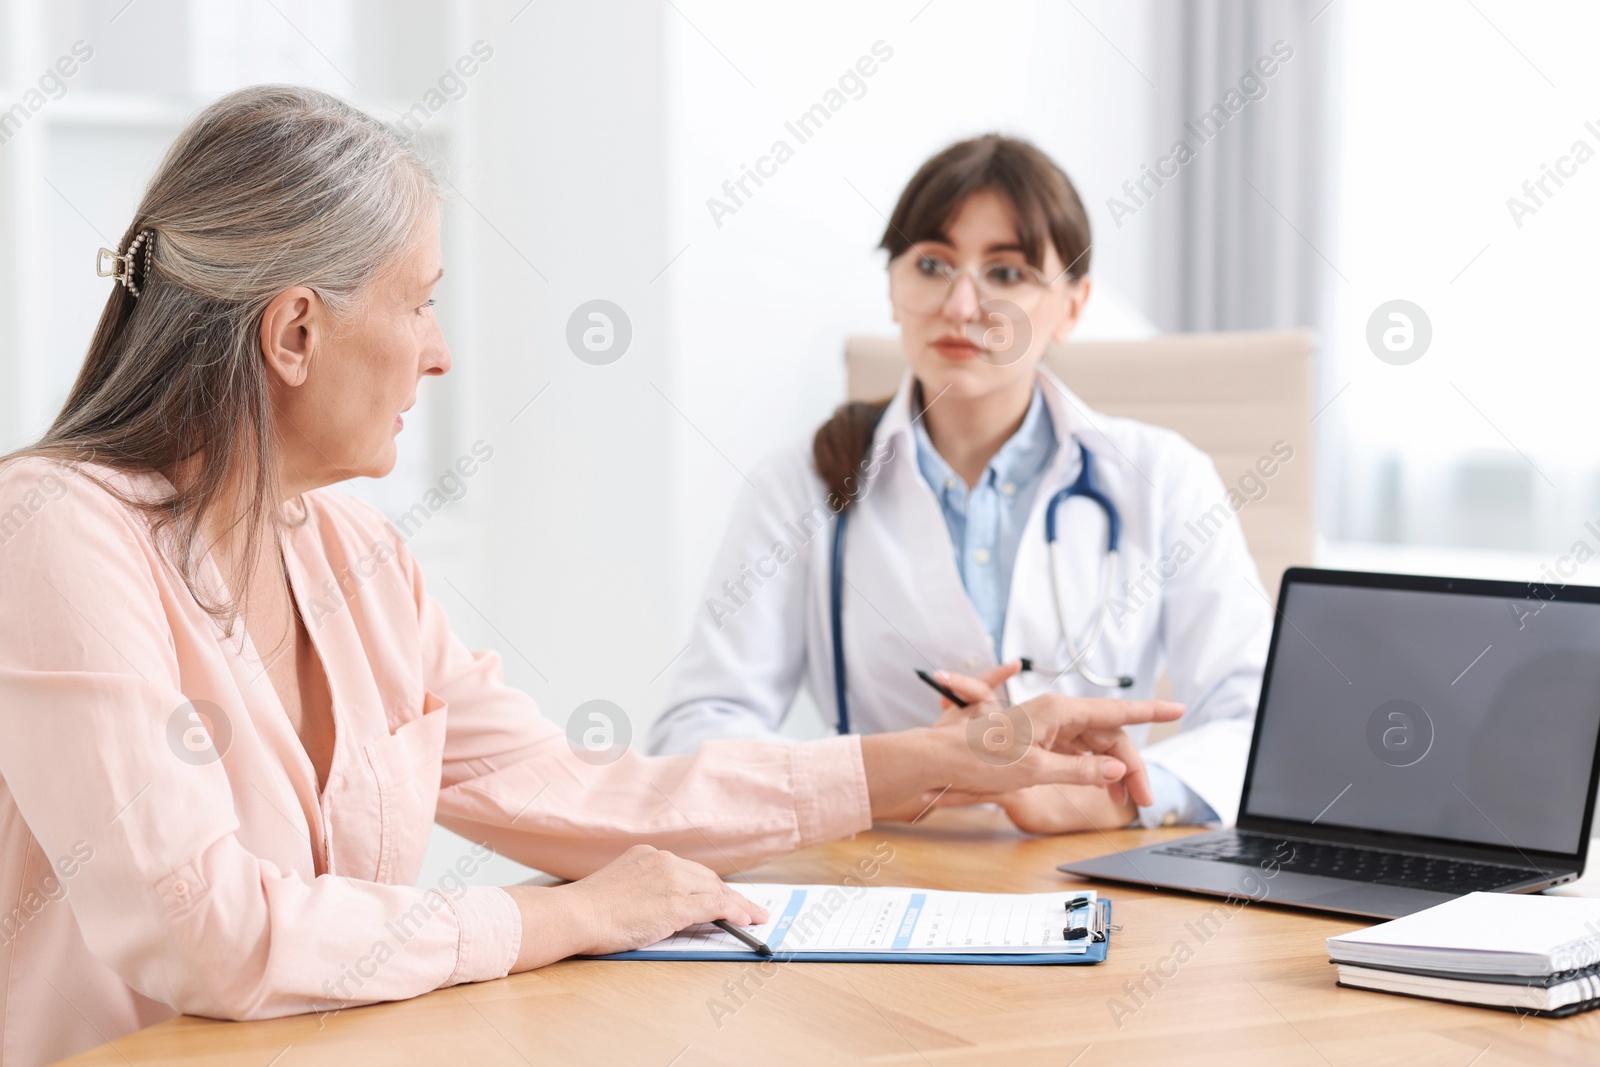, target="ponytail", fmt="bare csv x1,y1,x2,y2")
811,398,892,512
